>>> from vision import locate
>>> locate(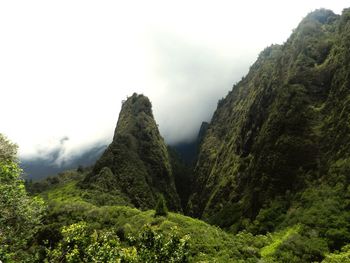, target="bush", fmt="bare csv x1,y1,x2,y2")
323,244,350,262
